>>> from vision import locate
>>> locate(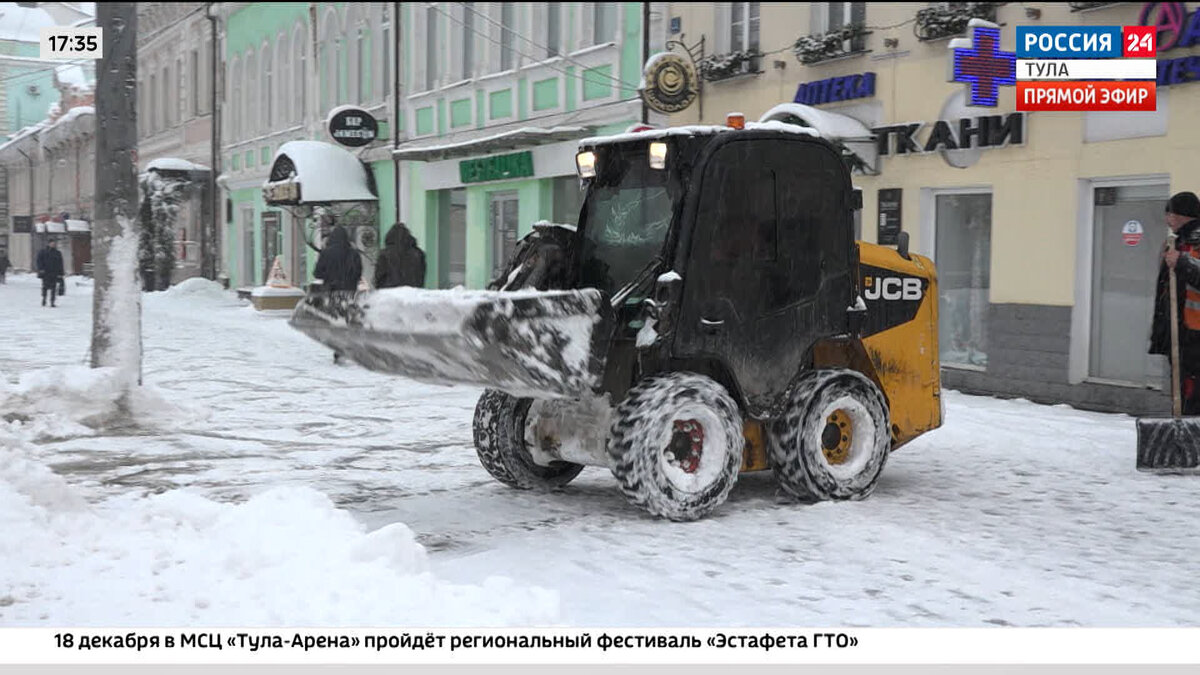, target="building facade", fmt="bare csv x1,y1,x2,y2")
218,2,397,290
396,2,664,289
662,1,1200,414
137,2,217,283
